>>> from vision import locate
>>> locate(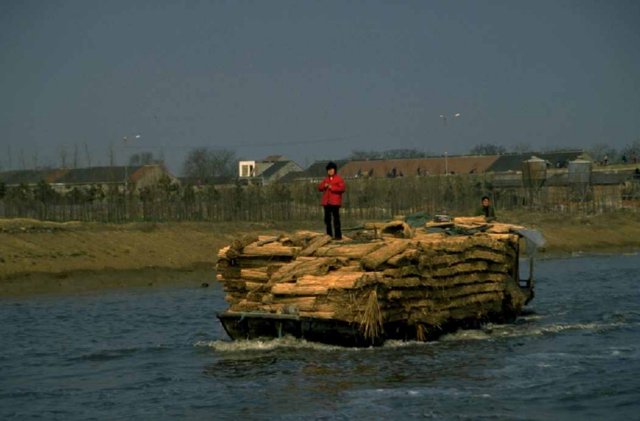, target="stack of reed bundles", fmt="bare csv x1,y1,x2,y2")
216,217,528,340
